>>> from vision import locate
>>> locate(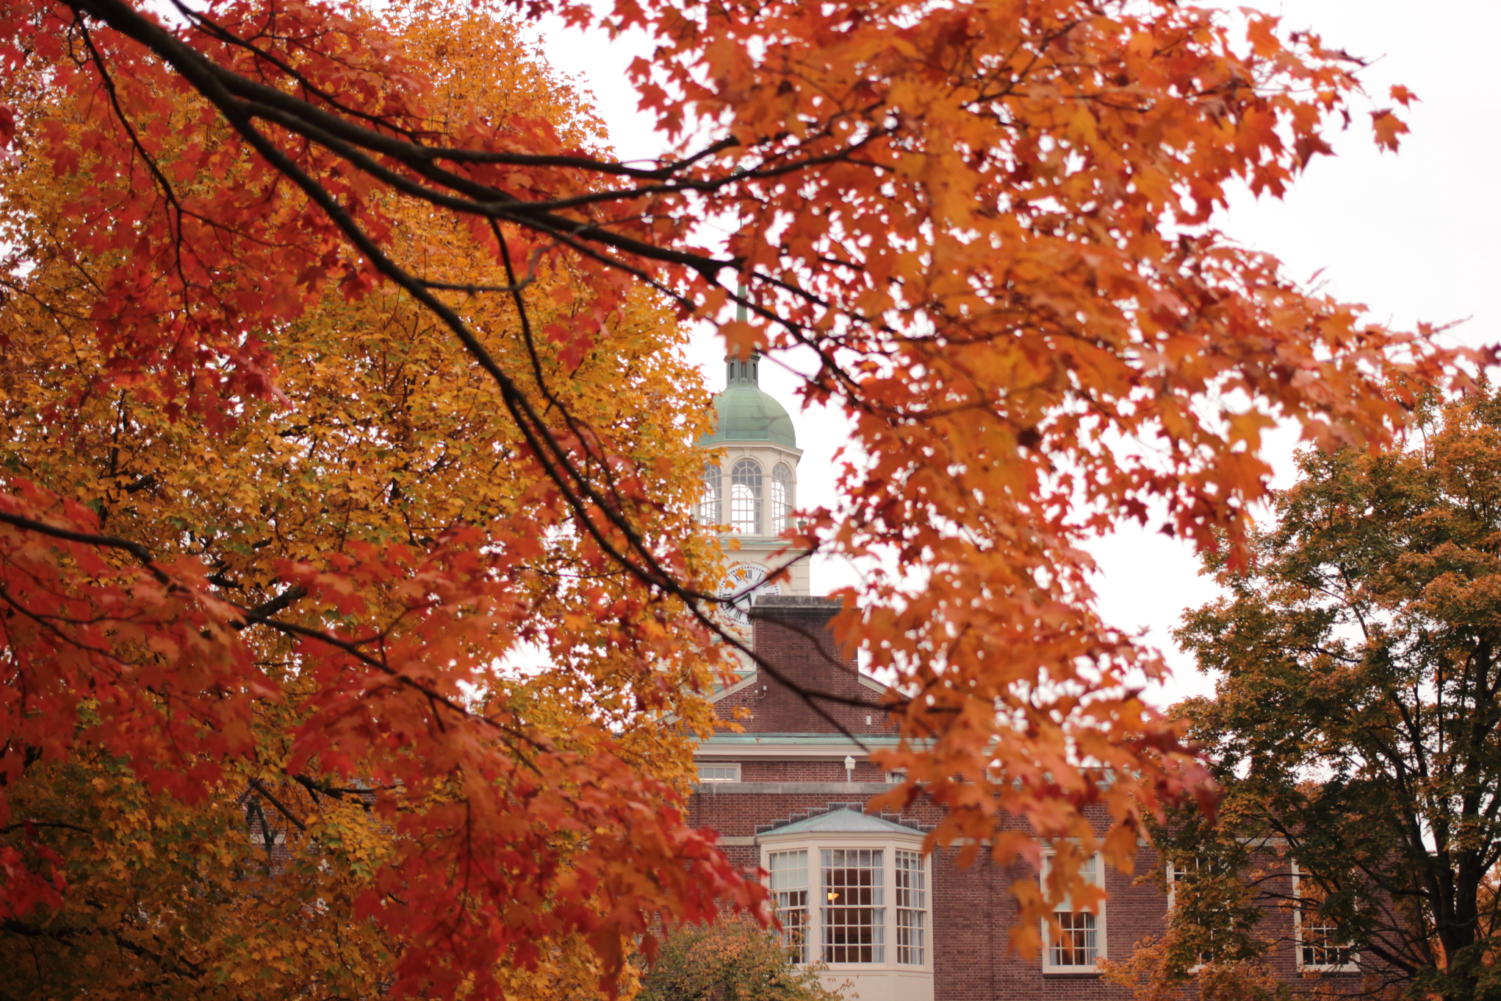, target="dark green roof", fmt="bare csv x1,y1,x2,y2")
698,354,797,448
